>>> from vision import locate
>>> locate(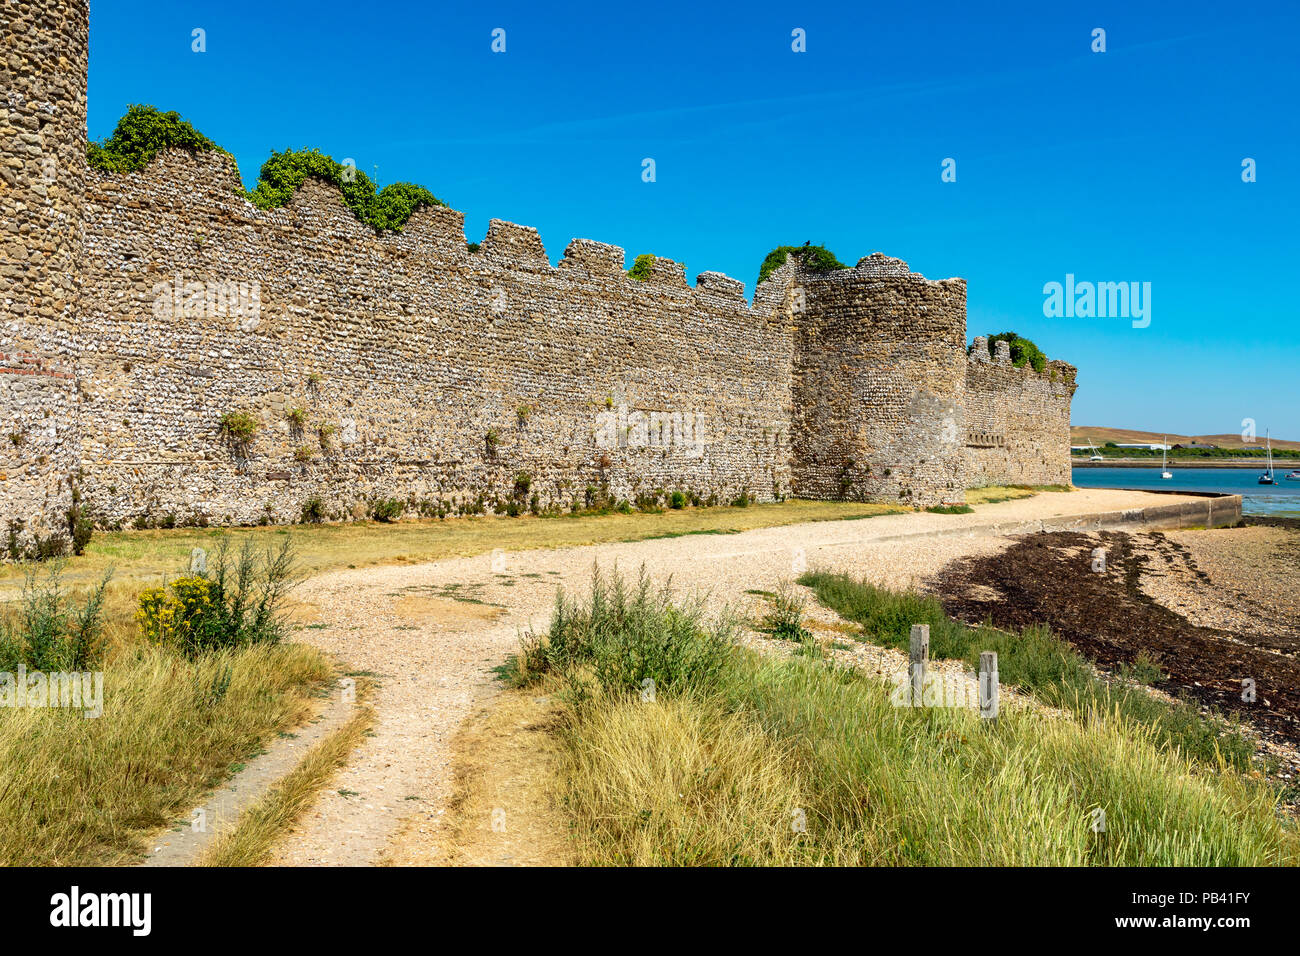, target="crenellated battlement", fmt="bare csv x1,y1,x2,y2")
85,147,761,299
